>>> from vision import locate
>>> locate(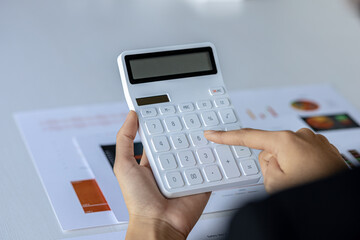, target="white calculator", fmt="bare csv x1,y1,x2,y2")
117,42,261,198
